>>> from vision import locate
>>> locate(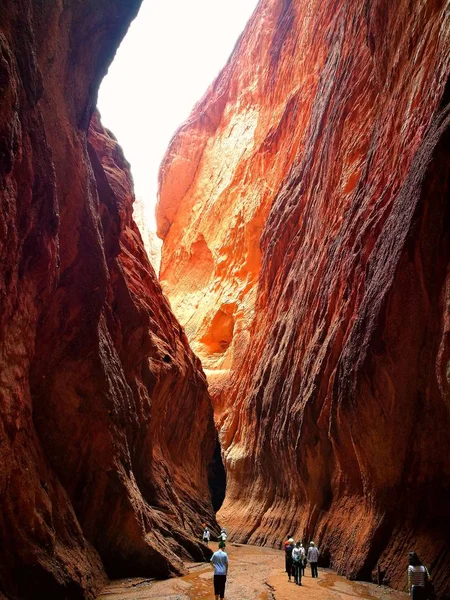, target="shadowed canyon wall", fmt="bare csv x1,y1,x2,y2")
0,2,216,599
158,0,450,596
